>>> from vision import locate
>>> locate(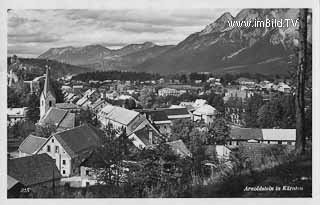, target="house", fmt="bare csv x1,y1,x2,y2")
236,77,256,85
56,103,81,113
36,124,103,177
129,125,164,149
7,175,25,198
37,107,75,131
18,135,47,157
137,109,172,135
261,129,296,145
7,107,28,126
276,82,291,93
158,88,181,97
98,105,149,134
89,99,109,114
159,107,191,121
228,128,296,146
193,99,207,108
193,104,217,124
223,87,253,103
228,128,263,146
8,153,62,194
